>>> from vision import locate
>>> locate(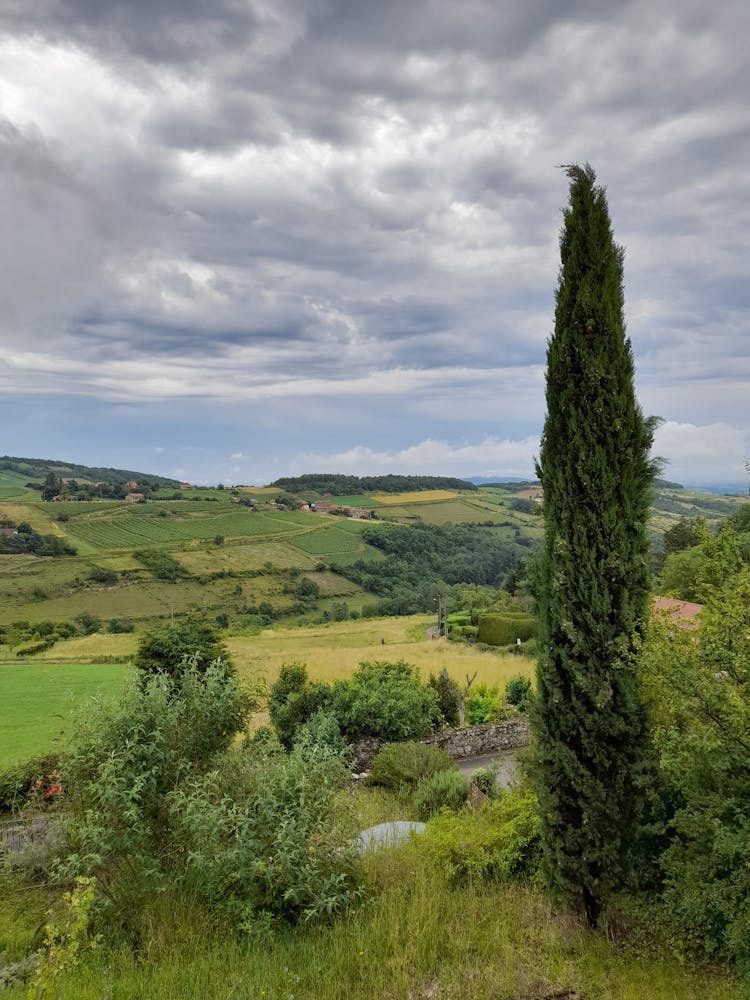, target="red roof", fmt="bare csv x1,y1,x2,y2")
652,596,703,629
